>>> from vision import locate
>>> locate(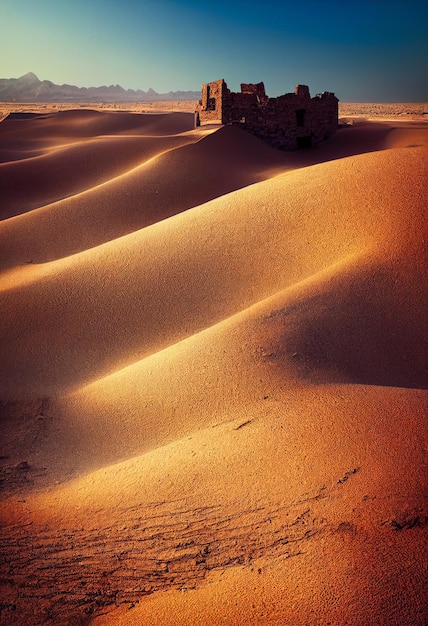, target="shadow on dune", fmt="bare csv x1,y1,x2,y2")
281,121,421,170
263,260,428,390
4,112,55,121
